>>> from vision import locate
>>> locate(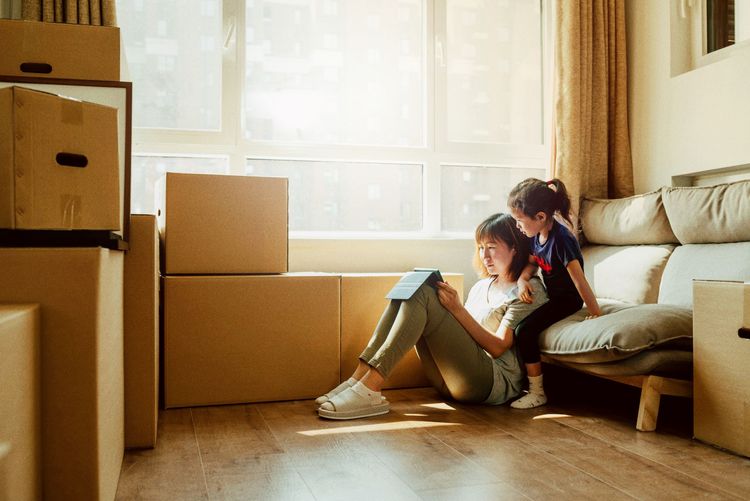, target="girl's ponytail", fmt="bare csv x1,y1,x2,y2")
547,179,573,230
